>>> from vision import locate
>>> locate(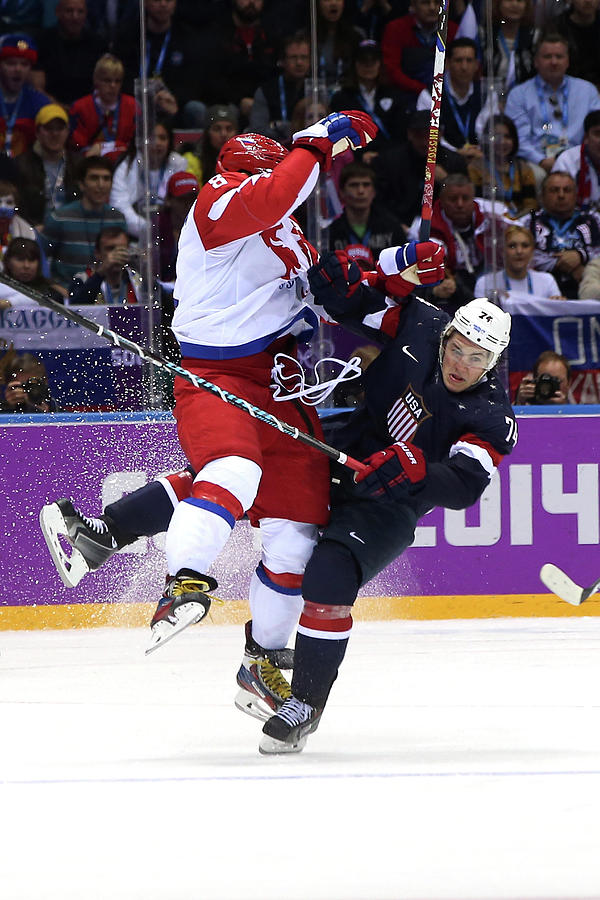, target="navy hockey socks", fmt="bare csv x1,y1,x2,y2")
104,479,177,541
